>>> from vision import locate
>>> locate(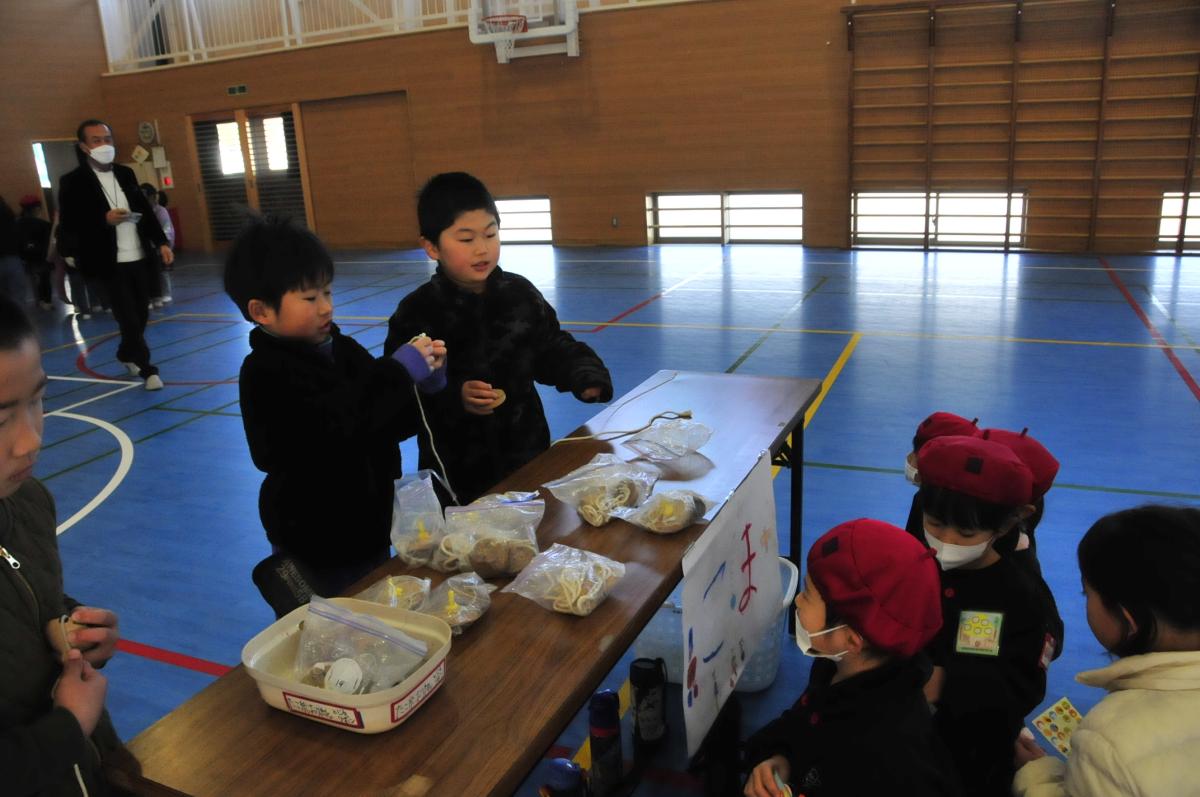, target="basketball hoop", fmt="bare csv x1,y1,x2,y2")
482,14,528,34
